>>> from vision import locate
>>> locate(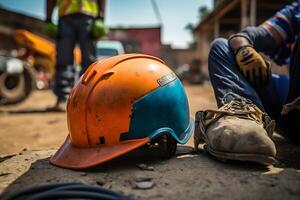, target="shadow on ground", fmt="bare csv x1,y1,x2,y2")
1,143,300,200
272,134,300,169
